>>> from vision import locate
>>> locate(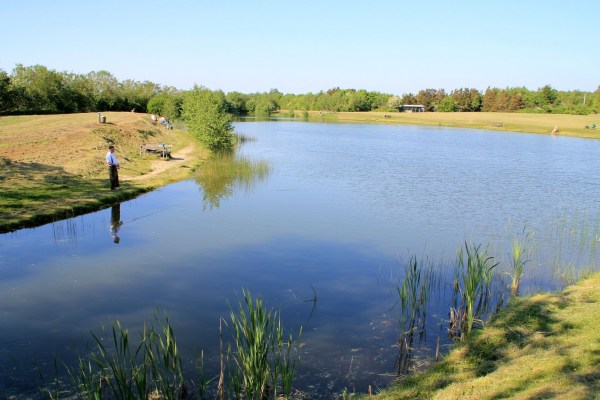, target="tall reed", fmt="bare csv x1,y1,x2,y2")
450,243,499,338
509,229,533,295
227,289,301,399
66,314,188,400
396,256,435,374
